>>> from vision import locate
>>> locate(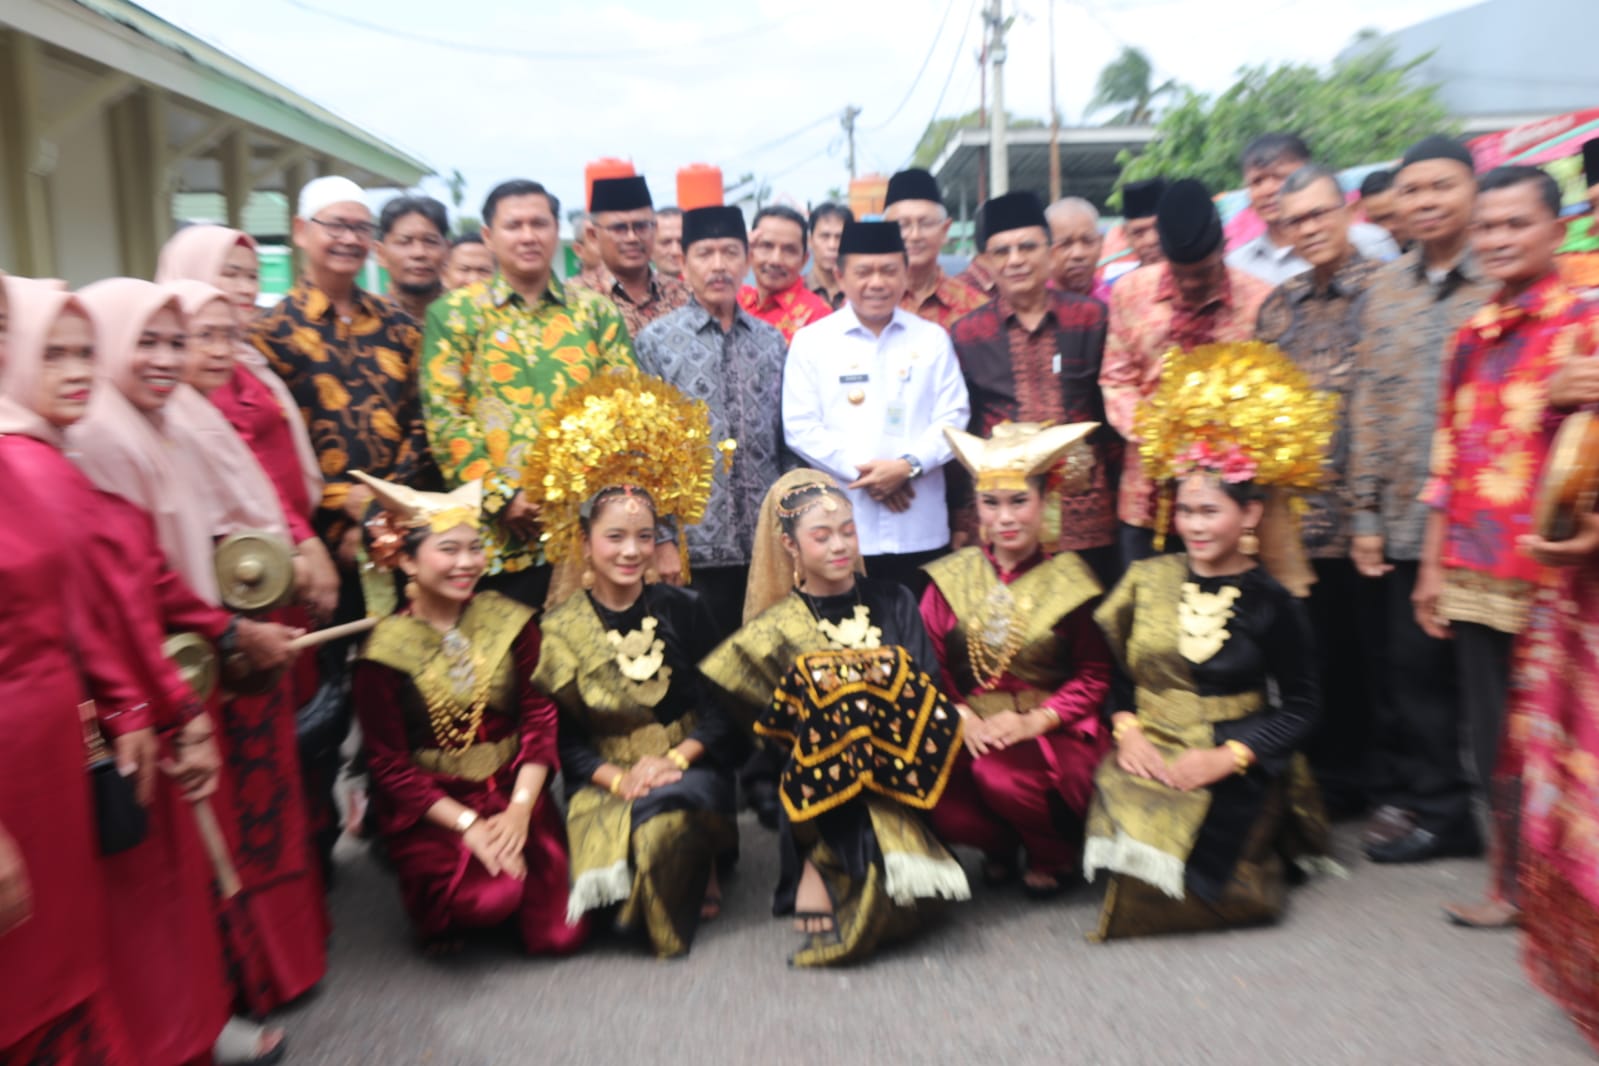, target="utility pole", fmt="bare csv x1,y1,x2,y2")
841,105,862,180
1047,0,1061,201
976,36,988,204
986,0,1008,196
